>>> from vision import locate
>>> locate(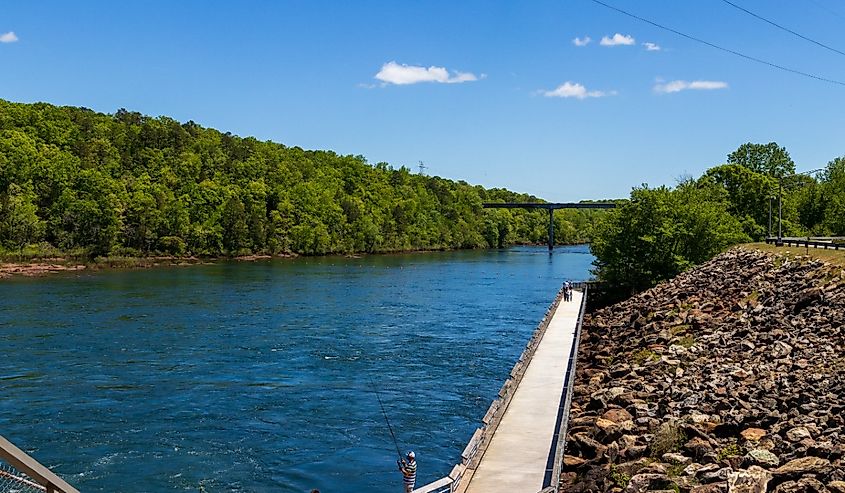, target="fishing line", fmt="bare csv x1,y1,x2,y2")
369,377,403,461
